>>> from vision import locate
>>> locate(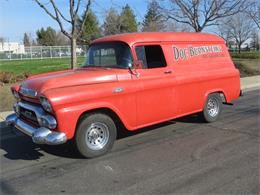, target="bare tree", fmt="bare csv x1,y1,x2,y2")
34,0,91,69
221,13,254,53
217,18,233,47
250,31,260,50
0,37,5,44
161,0,248,32
247,0,260,29
56,32,70,46
165,21,192,32
103,8,121,36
